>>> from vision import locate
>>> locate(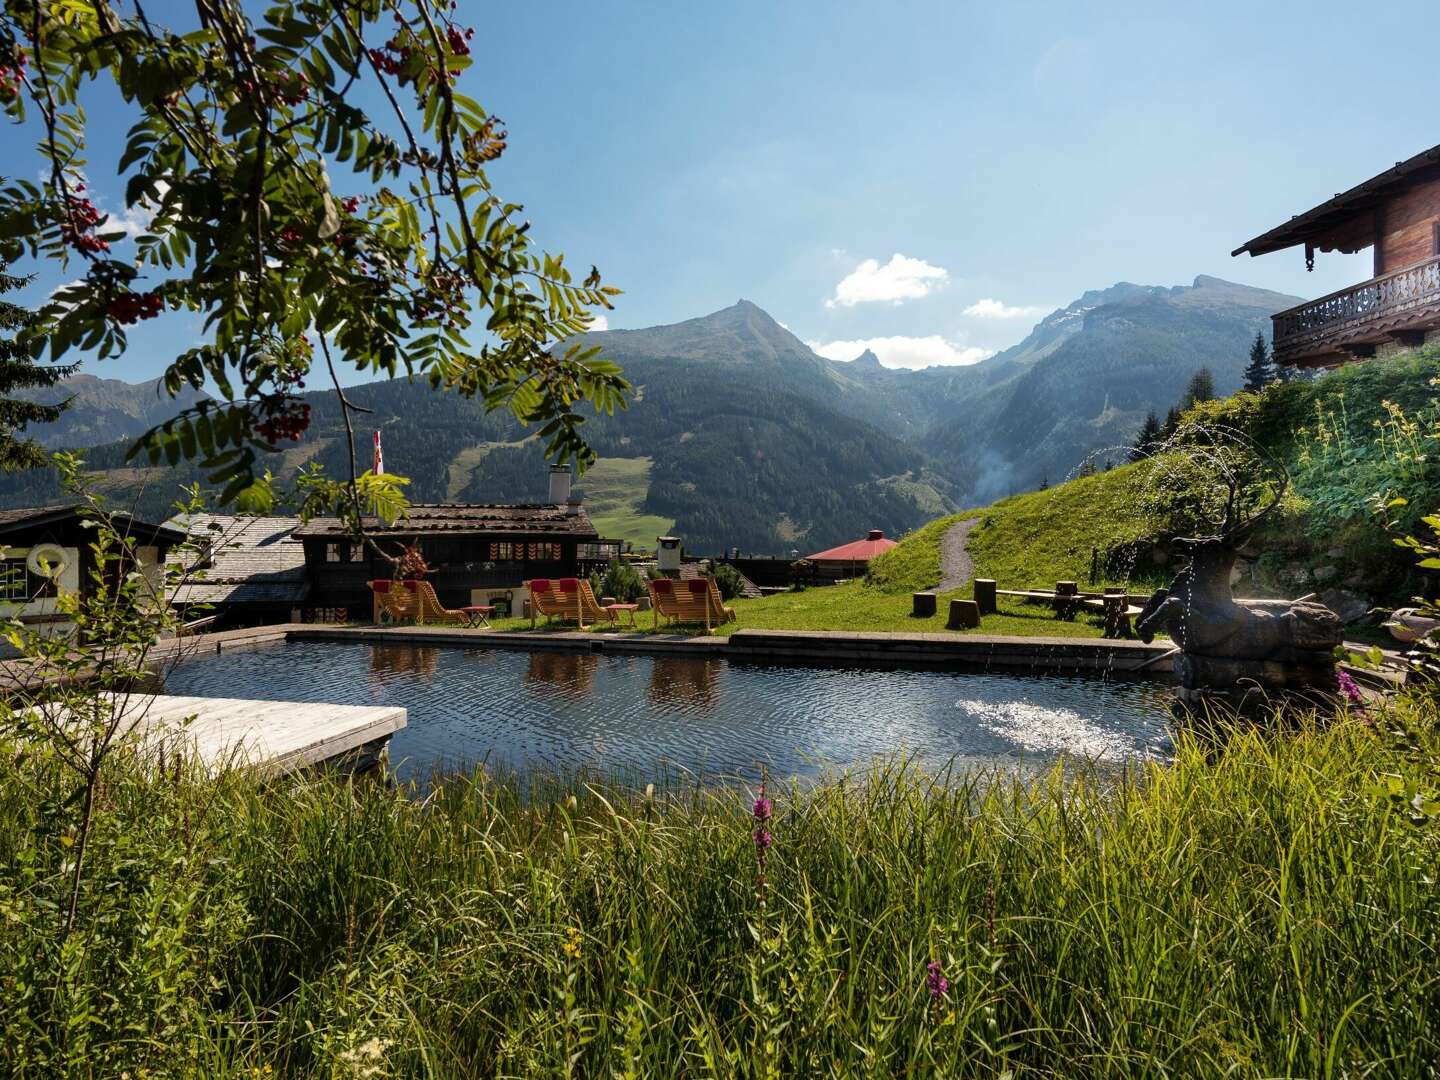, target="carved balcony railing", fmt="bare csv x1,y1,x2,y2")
1272,255,1440,363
